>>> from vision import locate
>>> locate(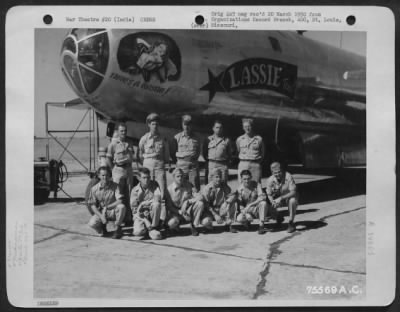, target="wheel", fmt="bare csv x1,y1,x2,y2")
34,189,50,204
